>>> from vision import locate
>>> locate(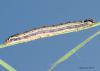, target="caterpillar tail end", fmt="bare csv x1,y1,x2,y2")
0,43,8,48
